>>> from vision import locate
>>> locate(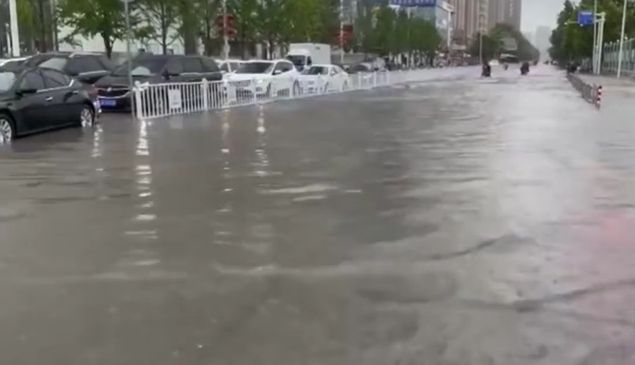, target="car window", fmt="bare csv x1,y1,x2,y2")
219,62,229,72
281,62,294,72
306,66,327,75
70,56,106,74
38,57,68,72
230,62,241,71
0,72,17,92
235,62,274,74
19,71,45,90
97,55,115,71
201,58,220,72
275,62,293,73
183,58,203,73
41,69,71,88
165,59,183,75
